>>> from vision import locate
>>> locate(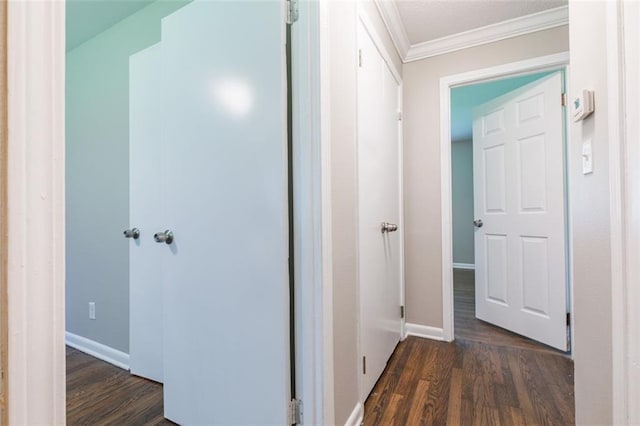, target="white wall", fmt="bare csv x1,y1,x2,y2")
66,0,188,352
568,2,613,423
402,26,569,328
